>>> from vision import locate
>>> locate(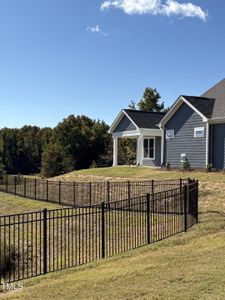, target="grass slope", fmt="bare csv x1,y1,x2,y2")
53,166,225,183
0,192,62,215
